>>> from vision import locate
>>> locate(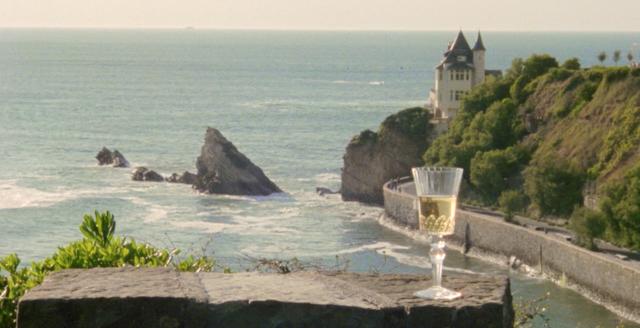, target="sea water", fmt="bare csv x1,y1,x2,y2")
1,29,639,327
